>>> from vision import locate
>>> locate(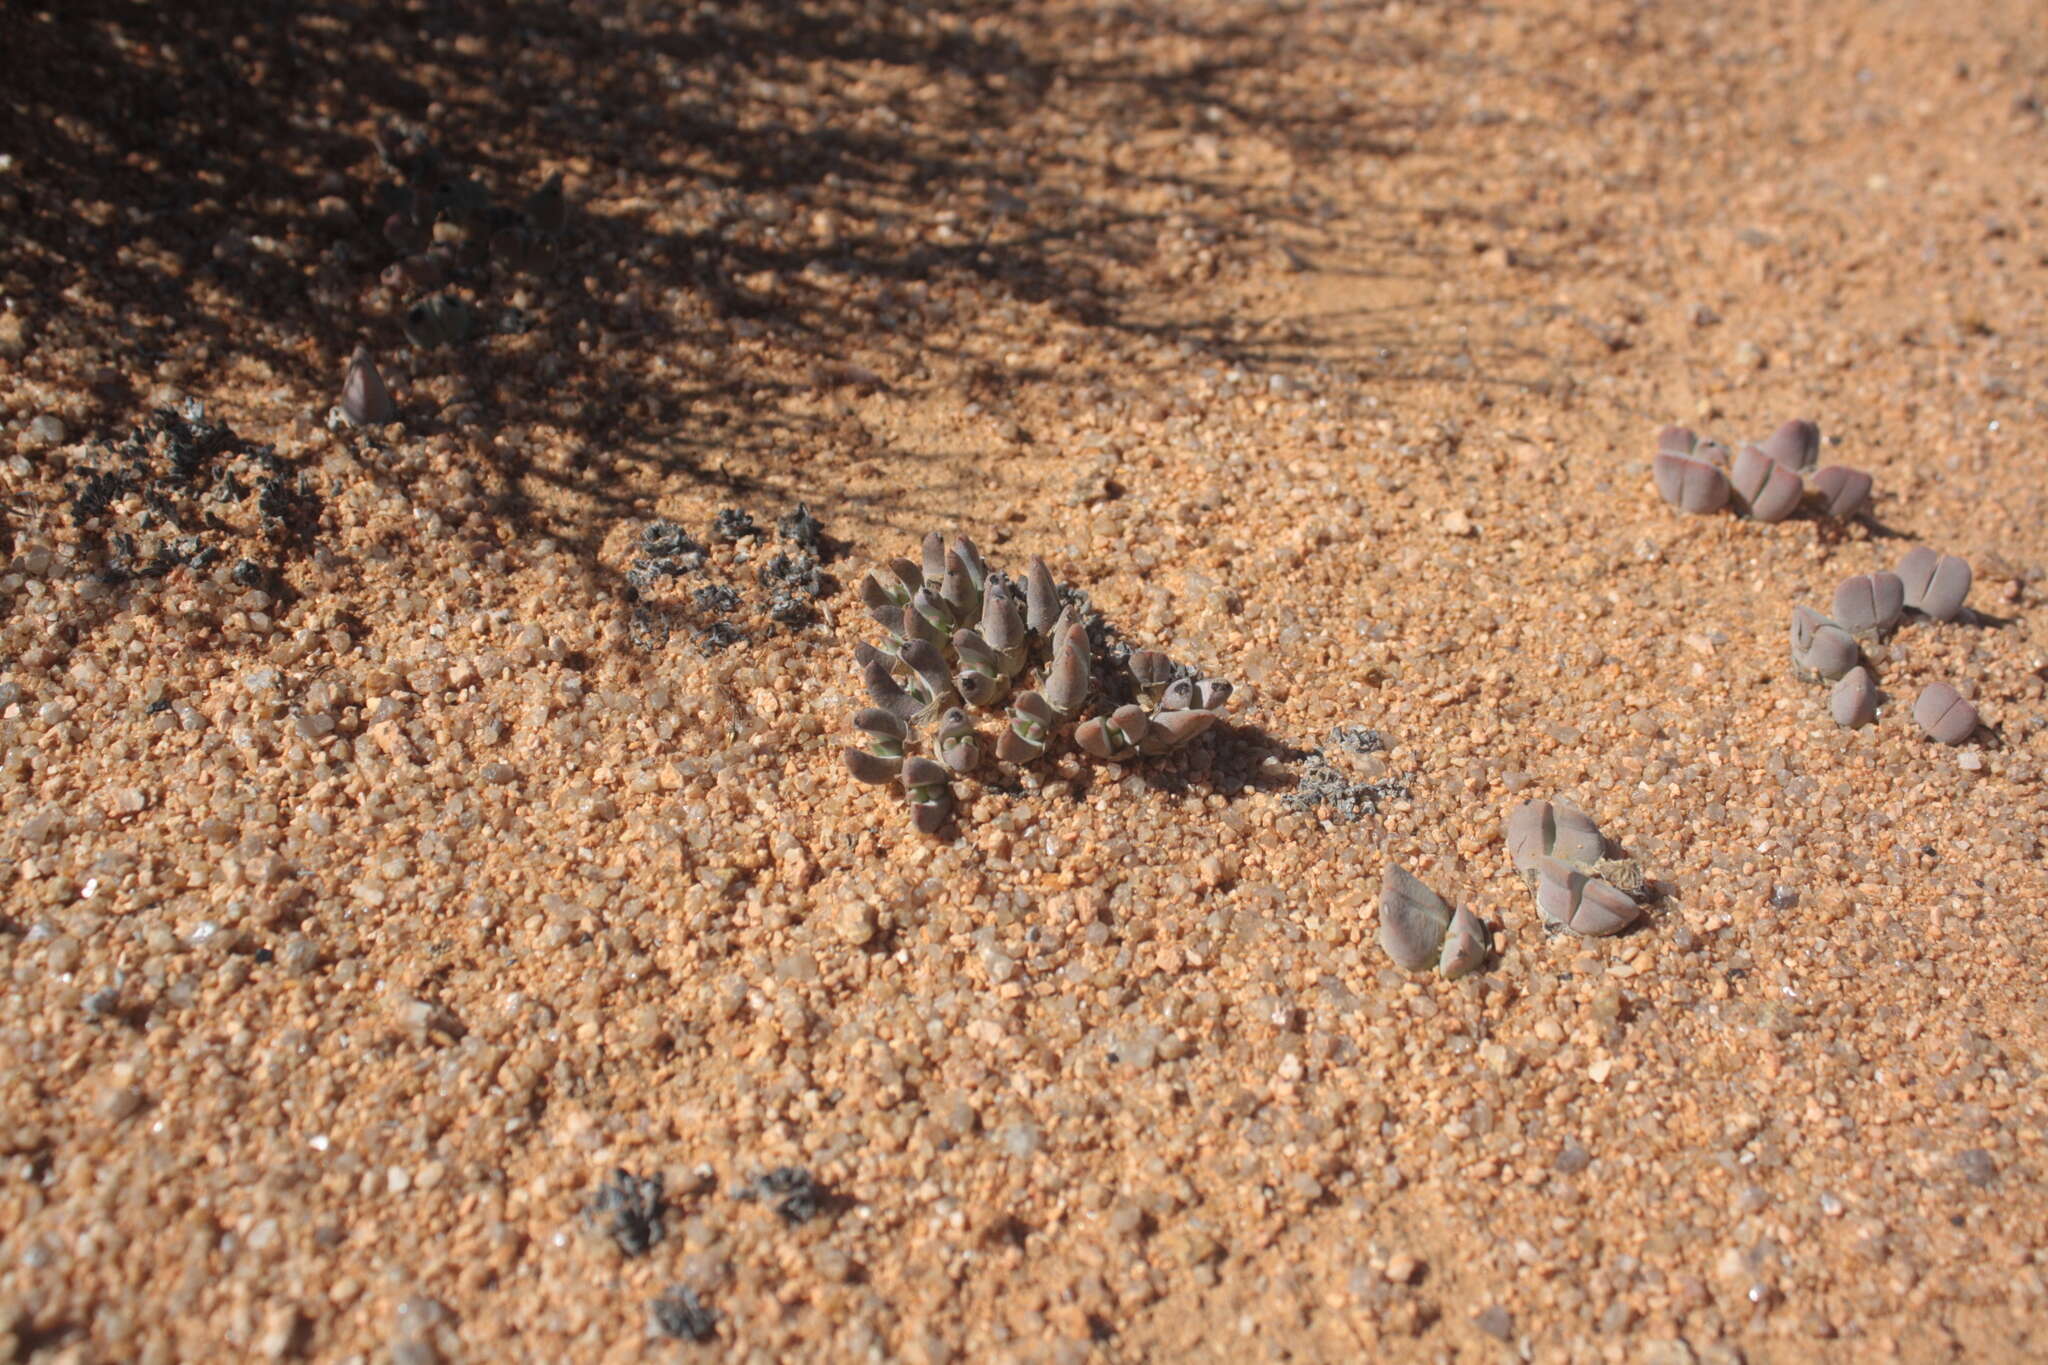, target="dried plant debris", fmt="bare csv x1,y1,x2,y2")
1789,605,1861,683
650,1286,719,1344
842,533,1239,832
778,503,825,554
1504,799,1645,937
62,401,321,588
1830,666,1878,729
1282,751,1408,822
737,1166,825,1224
588,1168,666,1258
628,507,831,650
1897,546,1973,622
1650,418,1871,524
1377,865,1491,978
1913,682,1980,745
